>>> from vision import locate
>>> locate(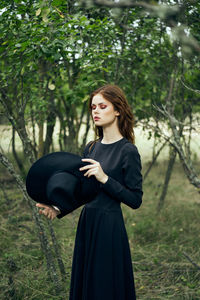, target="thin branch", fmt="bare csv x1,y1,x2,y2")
181,79,200,95
183,252,200,271
140,118,200,189
152,104,200,189
143,140,168,181
86,0,200,53
92,0,152,9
